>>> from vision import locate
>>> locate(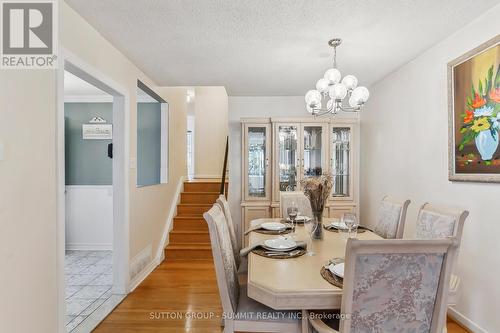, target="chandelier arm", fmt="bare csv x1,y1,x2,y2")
338,106,362,112
311,107,334,117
